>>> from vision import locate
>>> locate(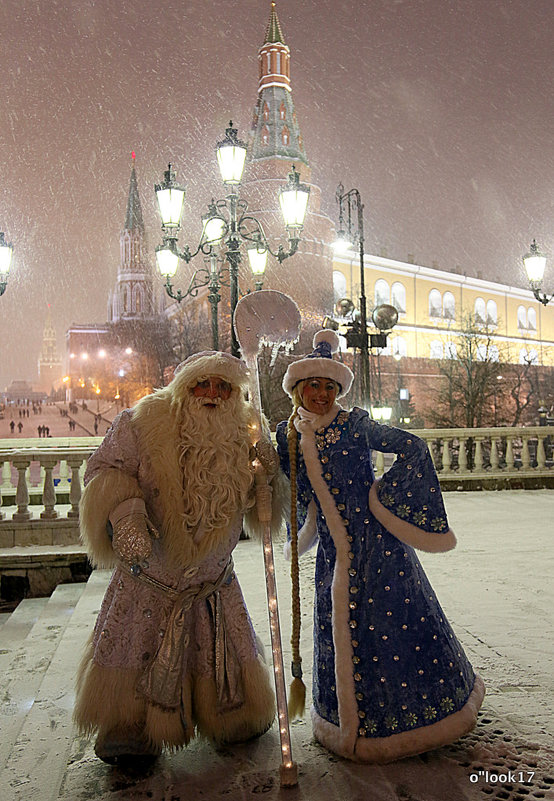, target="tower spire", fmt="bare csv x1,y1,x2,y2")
125,151,144,231
249,2,307,165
